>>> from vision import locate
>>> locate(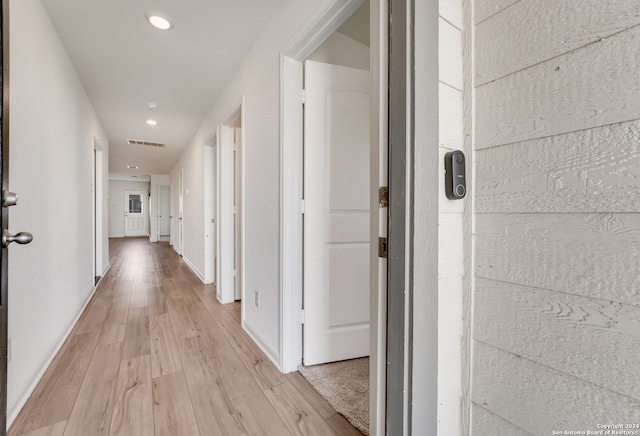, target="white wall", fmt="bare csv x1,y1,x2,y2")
149,175,171,242
108,180,150,238
7,0,109,426
471,0,640,433
170,0,342,363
